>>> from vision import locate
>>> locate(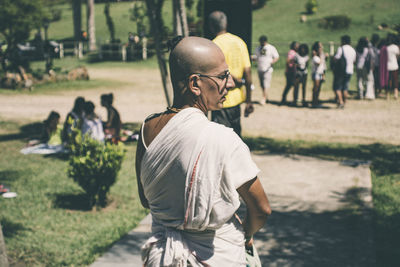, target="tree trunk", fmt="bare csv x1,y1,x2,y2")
86,0,96,51
173,0,189,37
0,224,9,267
145,0,171,107
72,0,82,41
